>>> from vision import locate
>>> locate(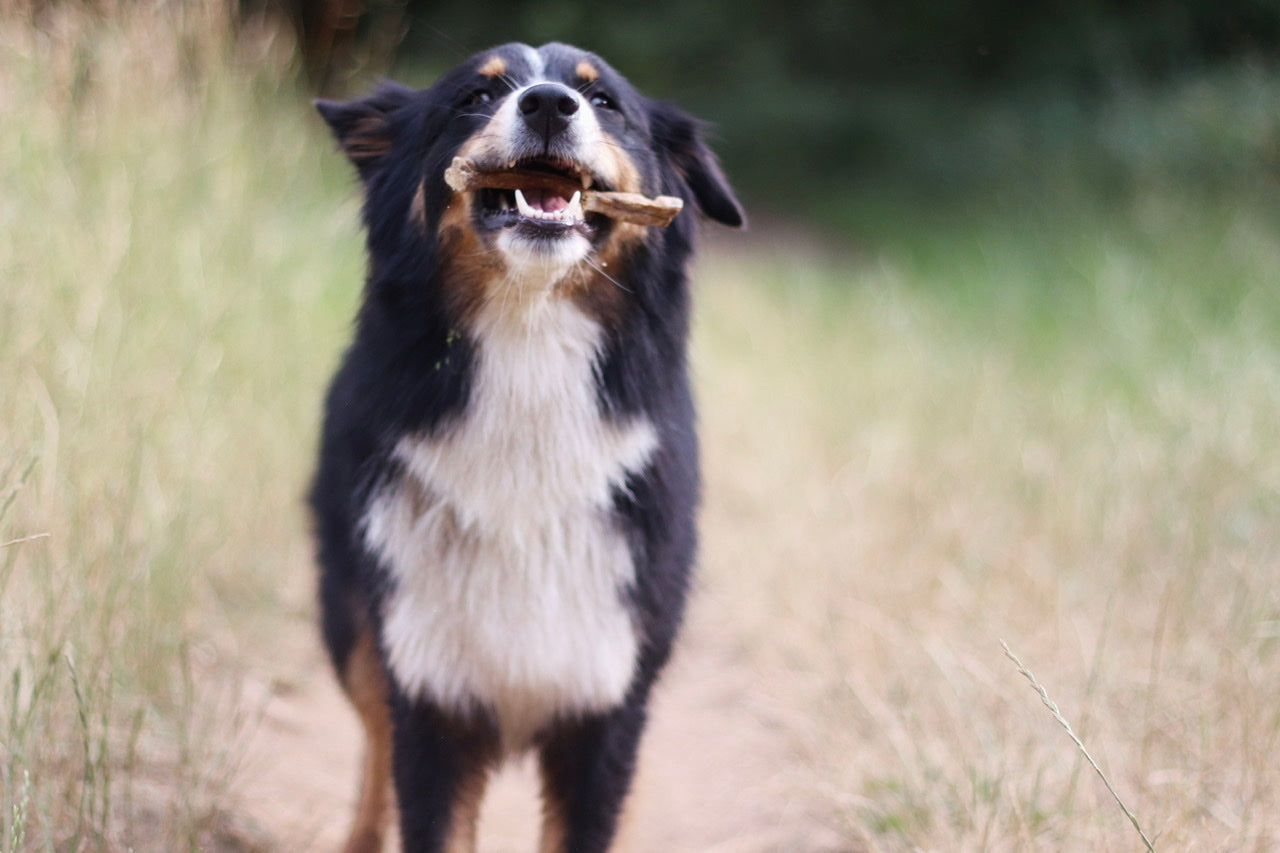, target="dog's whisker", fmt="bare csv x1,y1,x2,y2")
582,257,632,293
